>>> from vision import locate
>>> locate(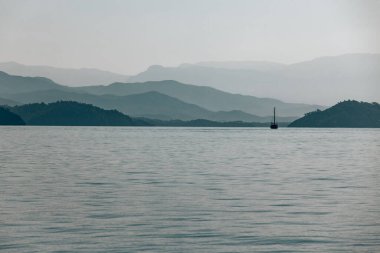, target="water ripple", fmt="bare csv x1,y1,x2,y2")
1,126,379,252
